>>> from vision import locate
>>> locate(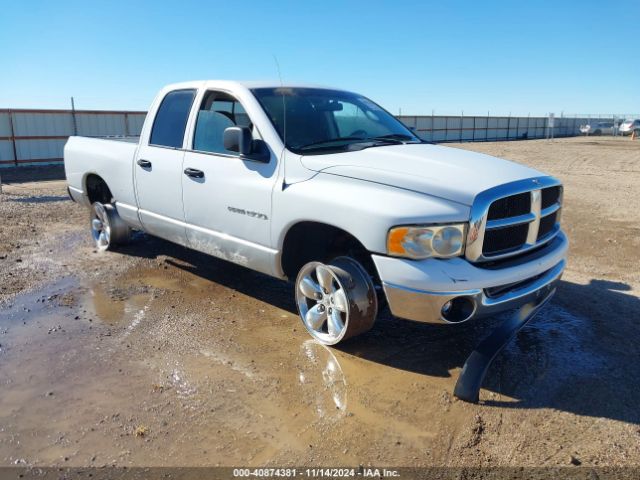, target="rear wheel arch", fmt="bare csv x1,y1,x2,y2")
84,174,114,205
